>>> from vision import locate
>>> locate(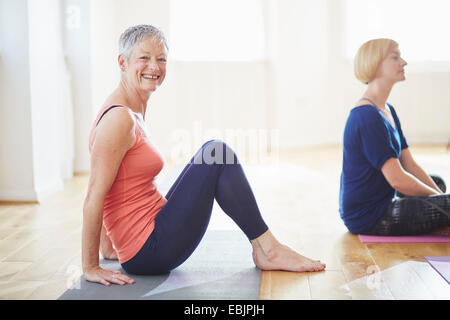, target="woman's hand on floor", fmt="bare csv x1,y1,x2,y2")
83,266,135,286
